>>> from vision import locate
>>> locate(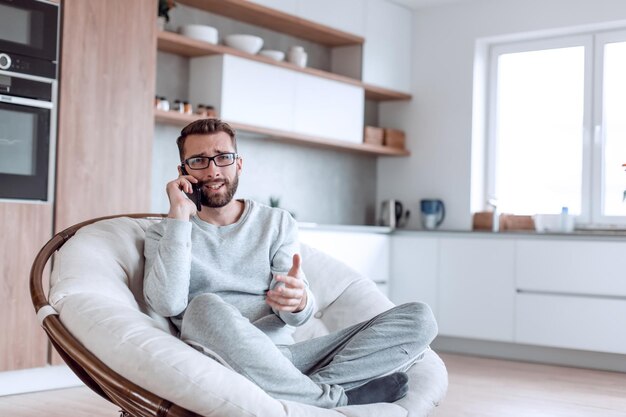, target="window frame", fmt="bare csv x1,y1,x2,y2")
592,29,626,227
485,30,626,228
